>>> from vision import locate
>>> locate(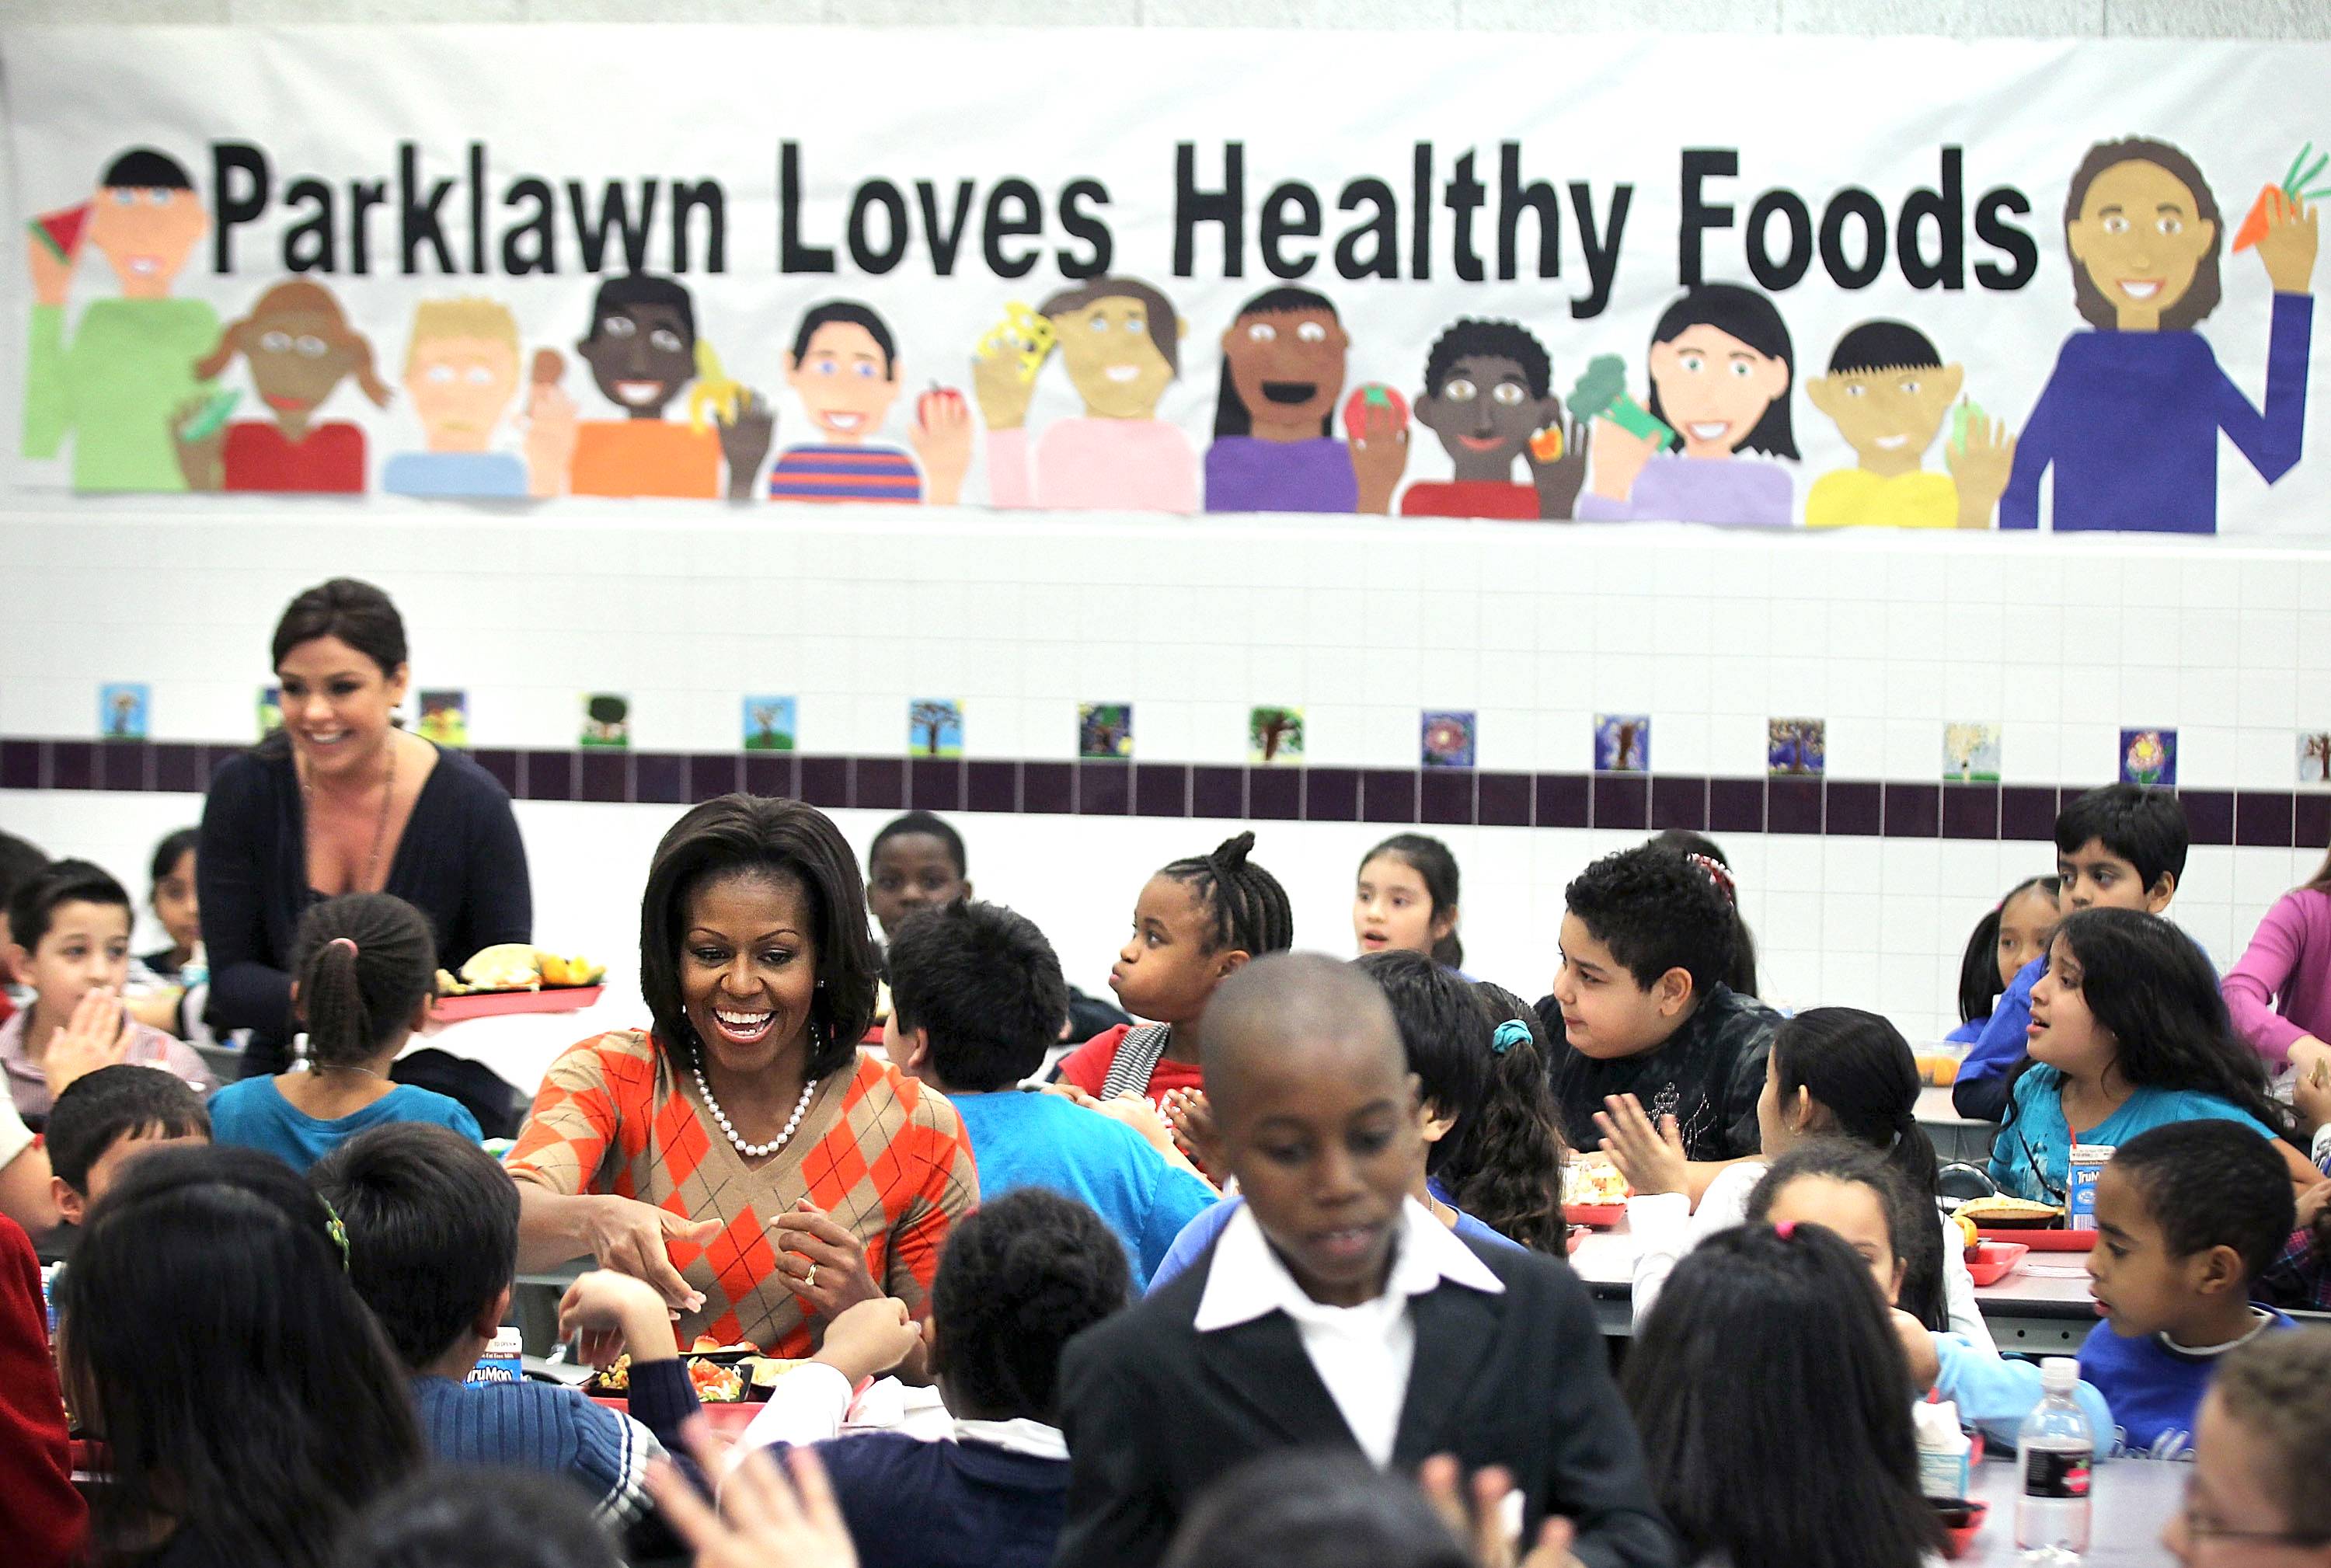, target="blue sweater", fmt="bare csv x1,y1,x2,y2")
209,1078,480,1172
1987,1064,2277,1204
1147,1183,1524,1293
411,1356,696,1524
2077,1310,2298,1458
949,1090,1215,1291
2001,294,2312,535
810,1430,1065,1568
